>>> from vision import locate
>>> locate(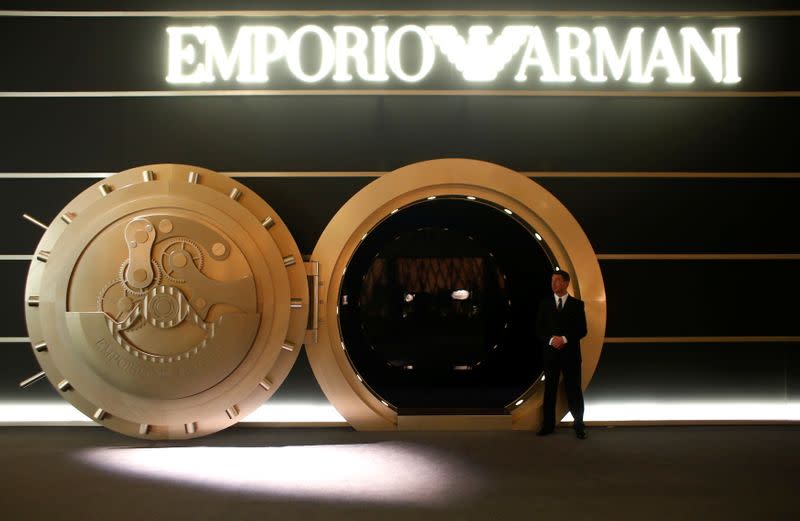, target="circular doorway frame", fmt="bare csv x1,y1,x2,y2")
308,159,606,431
